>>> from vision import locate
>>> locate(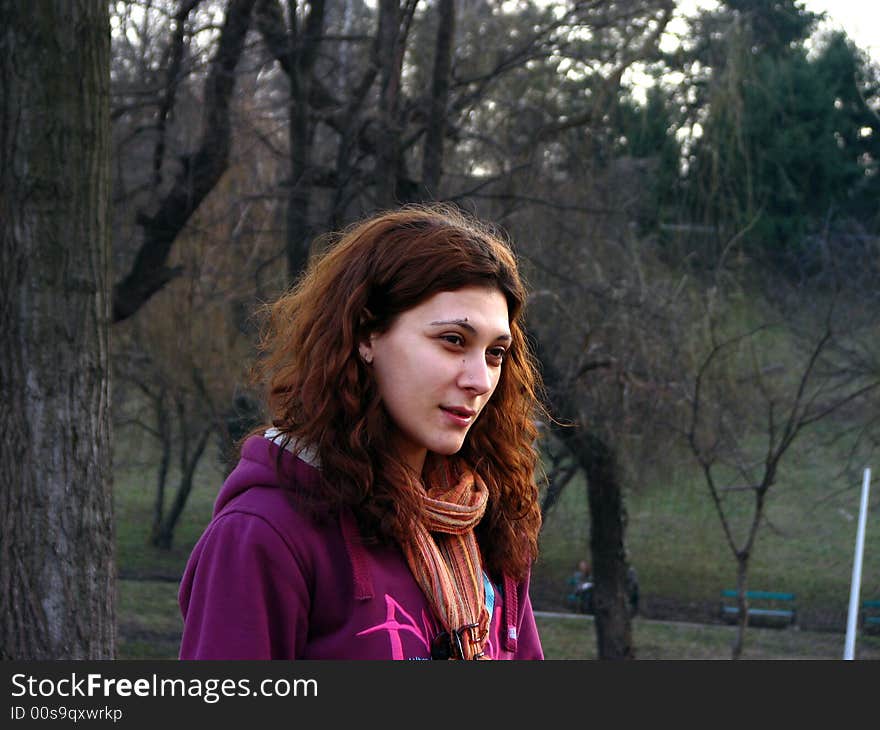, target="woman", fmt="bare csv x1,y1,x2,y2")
178,205,545,660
